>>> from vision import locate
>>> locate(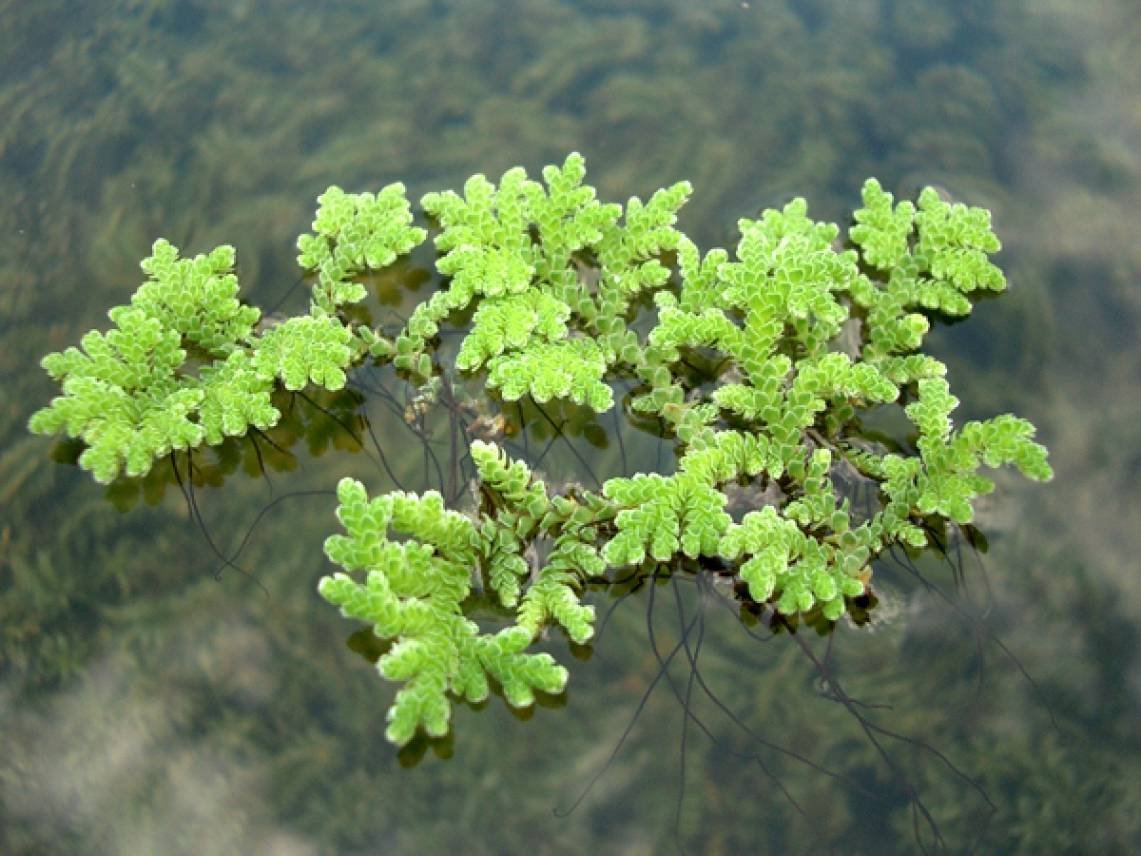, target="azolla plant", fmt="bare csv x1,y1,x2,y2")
29,154,1051,745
